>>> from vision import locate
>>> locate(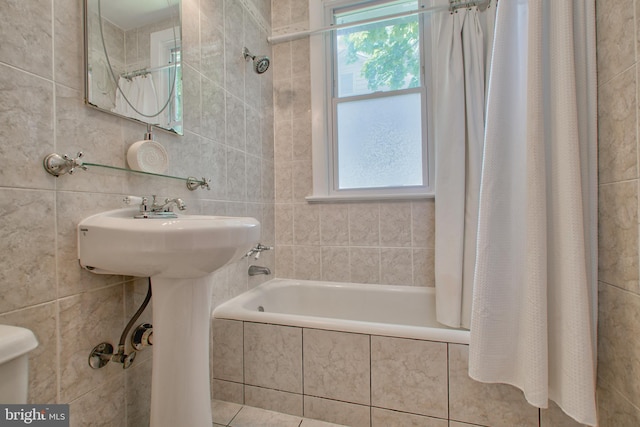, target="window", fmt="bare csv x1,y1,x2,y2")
150,27,183,133
308,0,434,201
